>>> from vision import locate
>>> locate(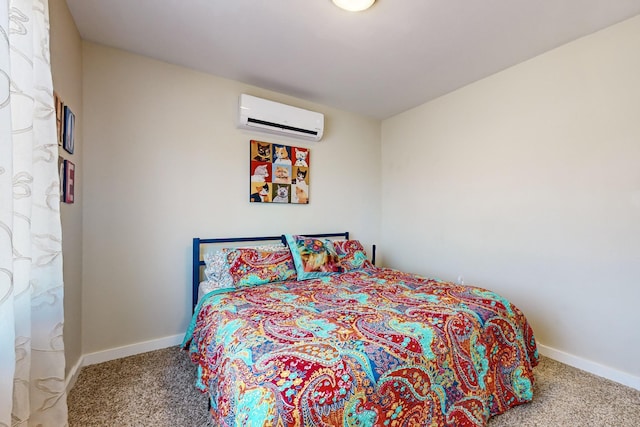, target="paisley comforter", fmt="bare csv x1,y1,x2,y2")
183,267,538,426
